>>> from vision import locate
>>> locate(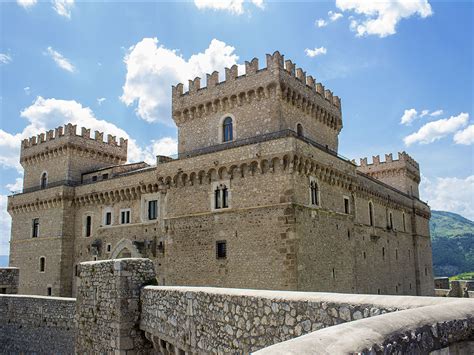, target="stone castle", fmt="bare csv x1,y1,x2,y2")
7,51,434,298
